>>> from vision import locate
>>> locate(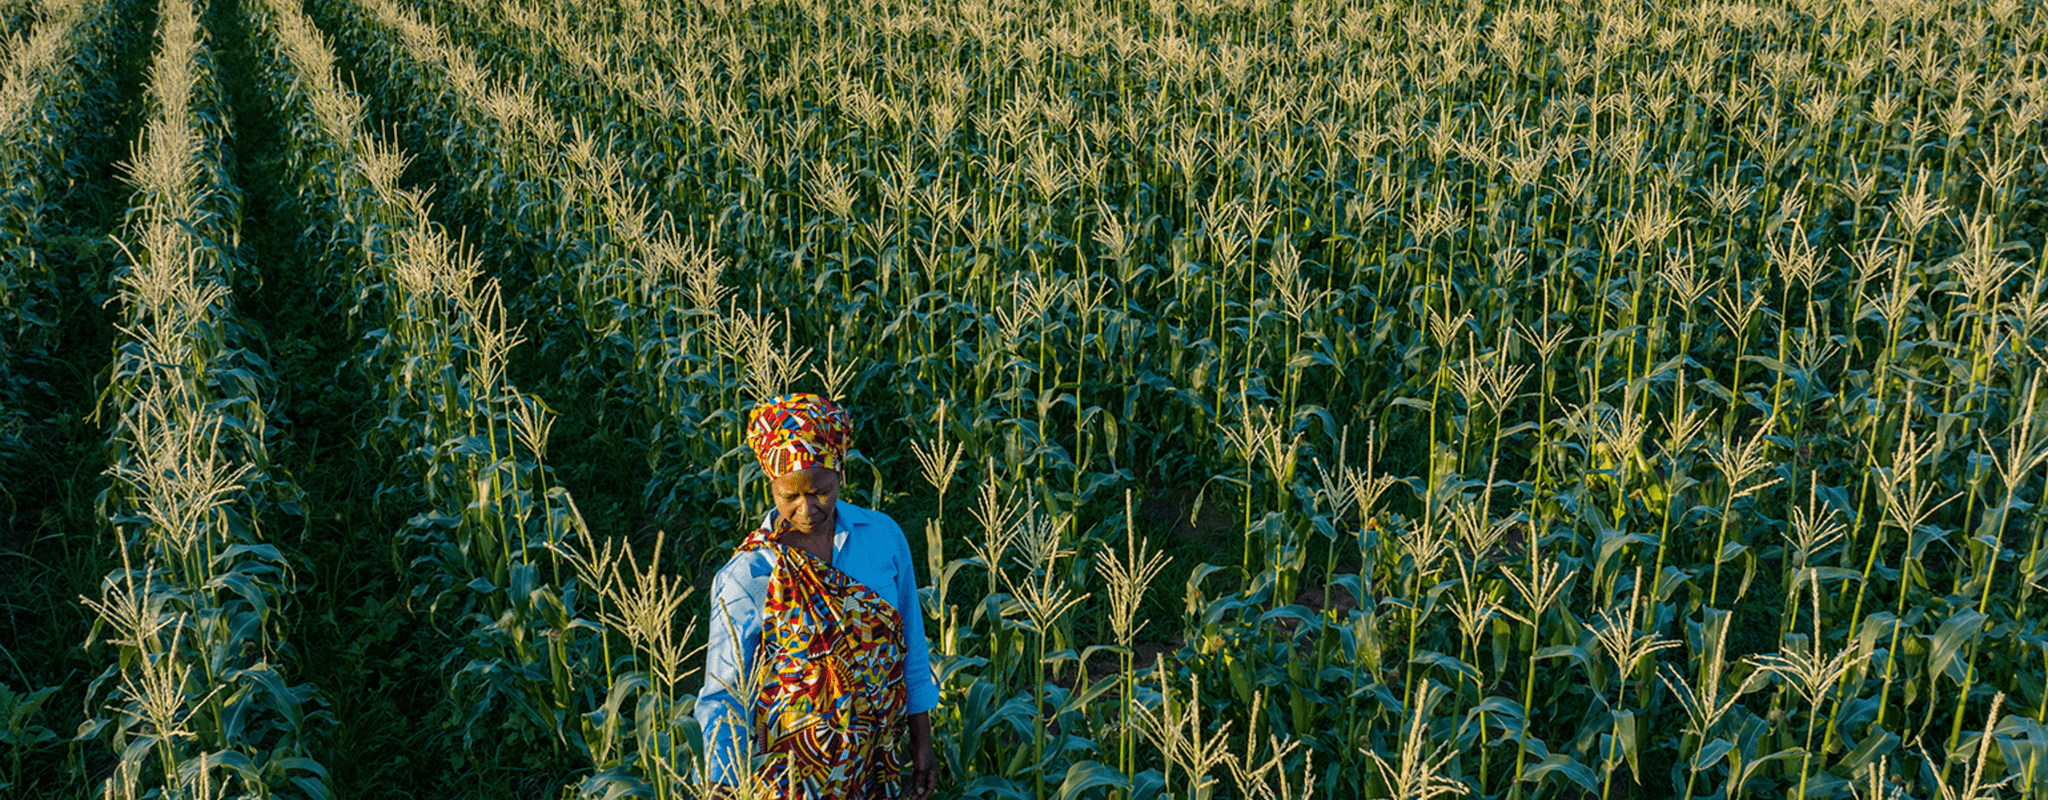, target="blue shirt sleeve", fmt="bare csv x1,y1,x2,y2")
694,549,770,785
886,514,940,715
